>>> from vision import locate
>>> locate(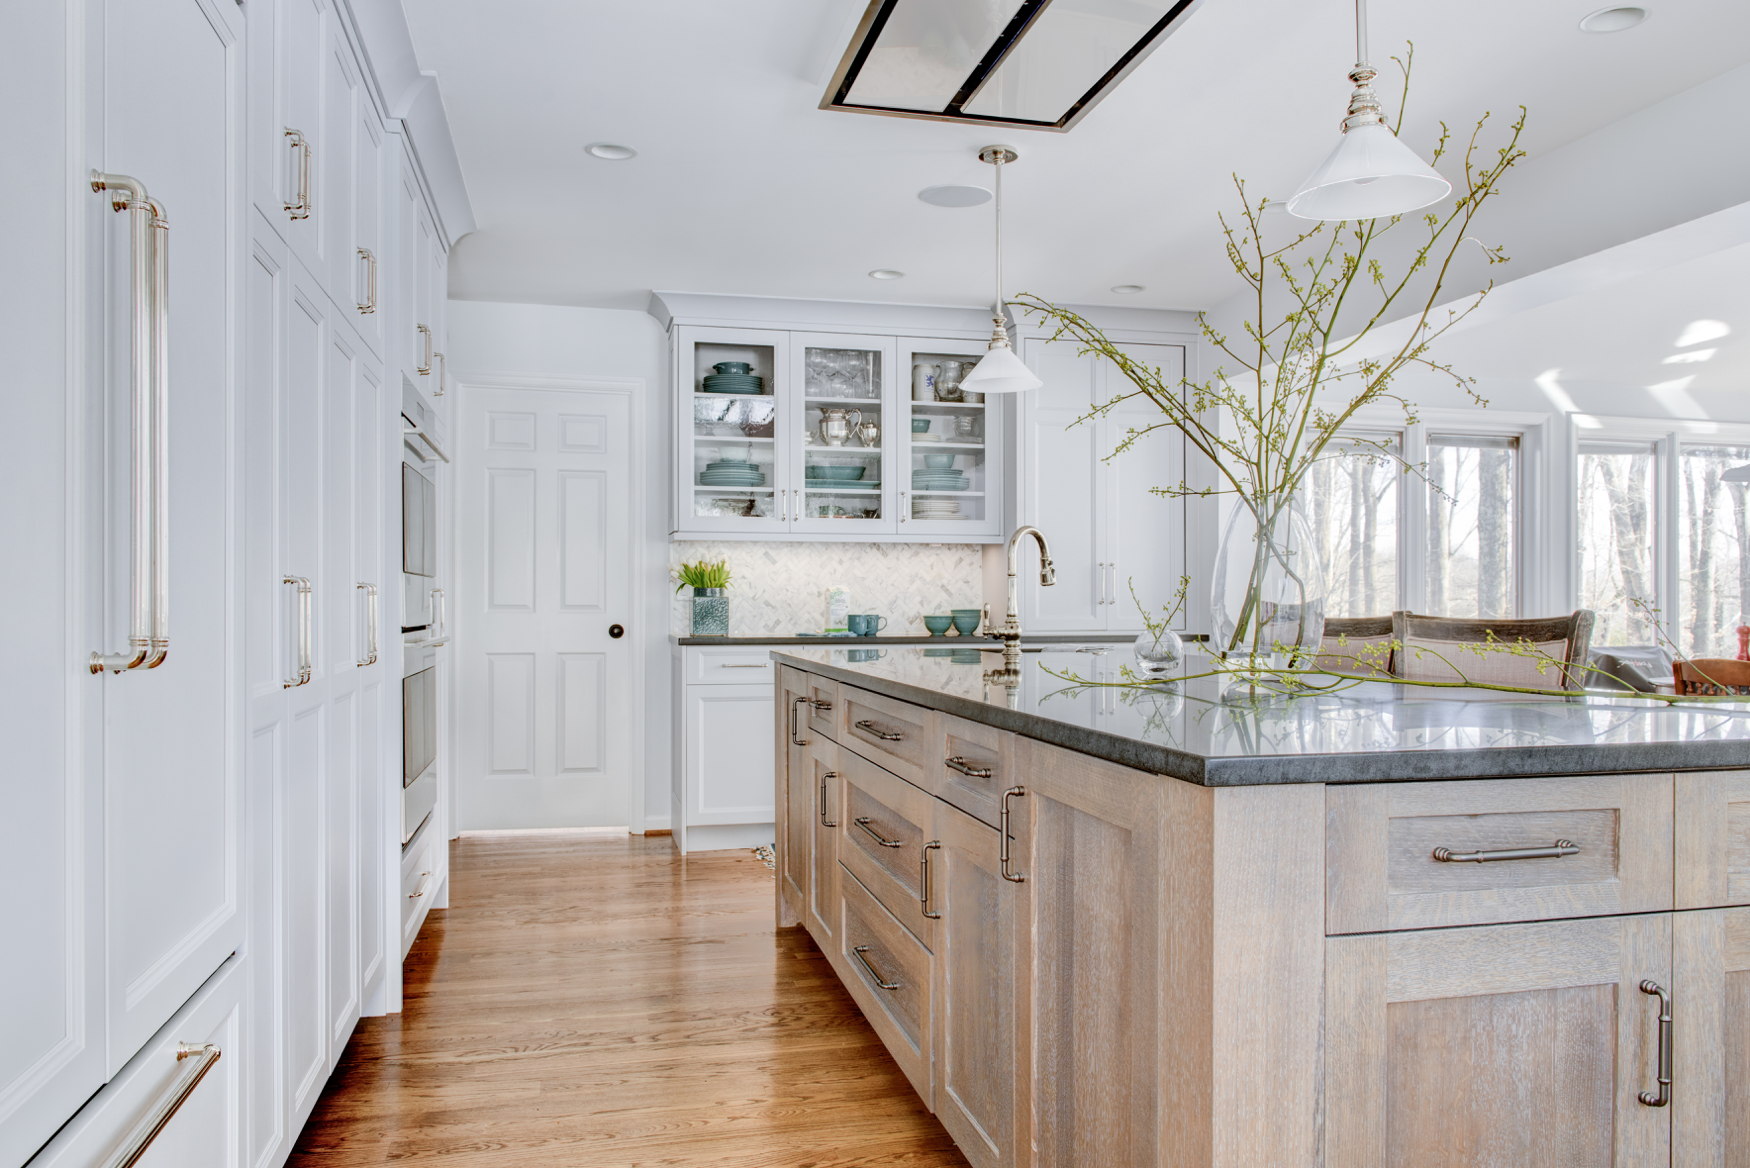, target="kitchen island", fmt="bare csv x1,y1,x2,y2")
773,644,1750,1168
